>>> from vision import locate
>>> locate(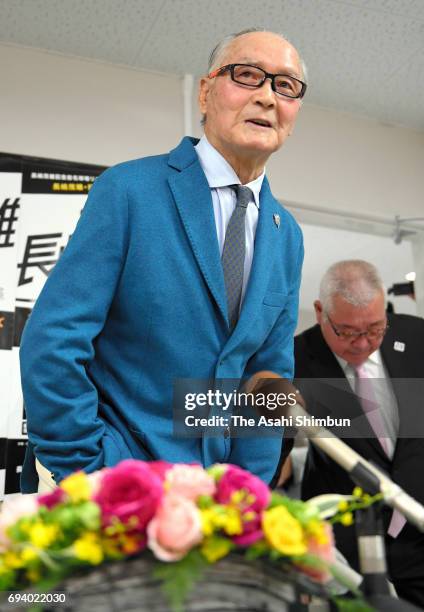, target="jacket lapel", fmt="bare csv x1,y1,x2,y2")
380,318,414,462
167,138,228,324
380,315,411,379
